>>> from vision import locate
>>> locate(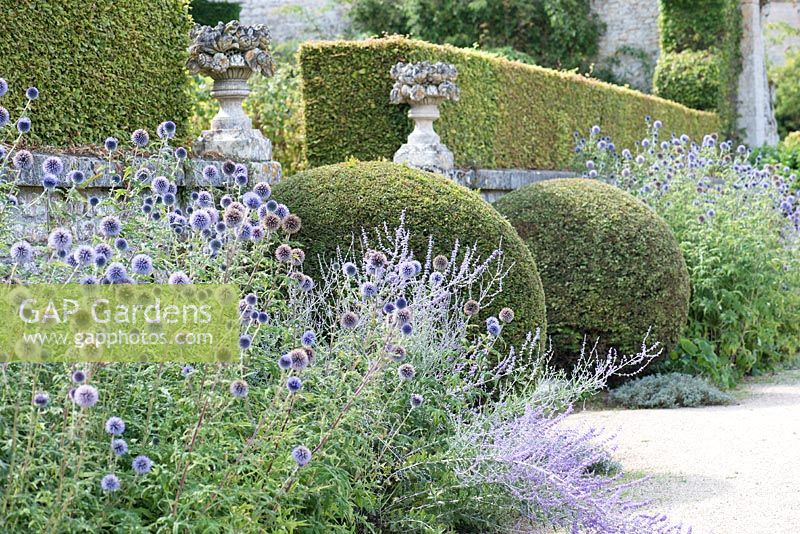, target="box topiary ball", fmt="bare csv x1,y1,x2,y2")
272,161,547,345
494,178,690,369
